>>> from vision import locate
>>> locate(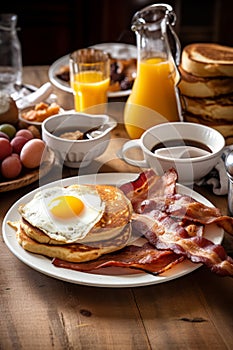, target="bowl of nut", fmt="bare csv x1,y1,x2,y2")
42,112,117,168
